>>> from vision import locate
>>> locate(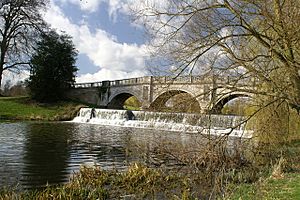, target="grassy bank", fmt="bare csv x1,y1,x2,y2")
225,140,300,200
227,172,300,200
0,96,85,121
1,158,300,199
0,163,211,199
1,140,299,199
